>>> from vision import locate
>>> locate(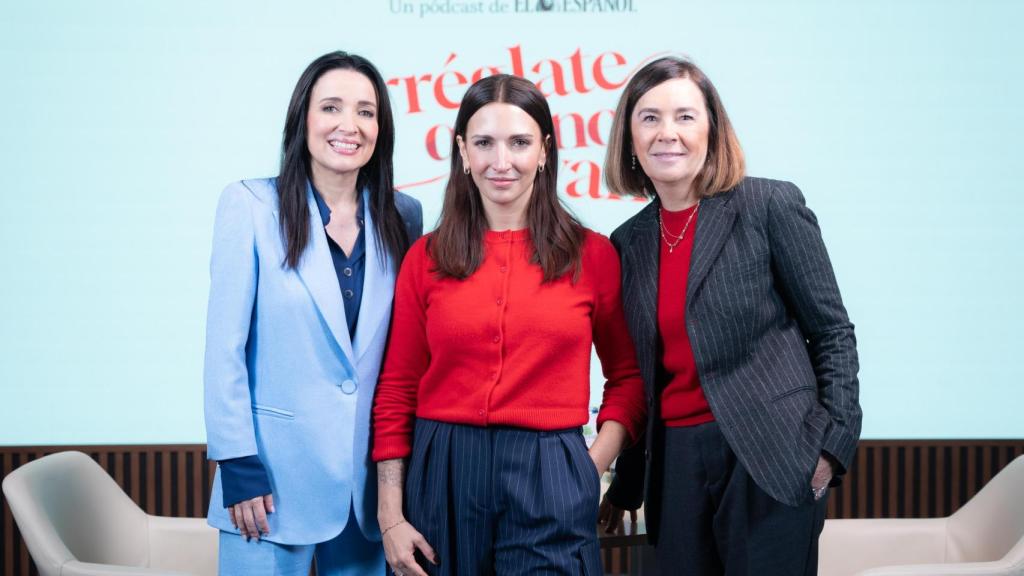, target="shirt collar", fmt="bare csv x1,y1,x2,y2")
311,184,366,228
